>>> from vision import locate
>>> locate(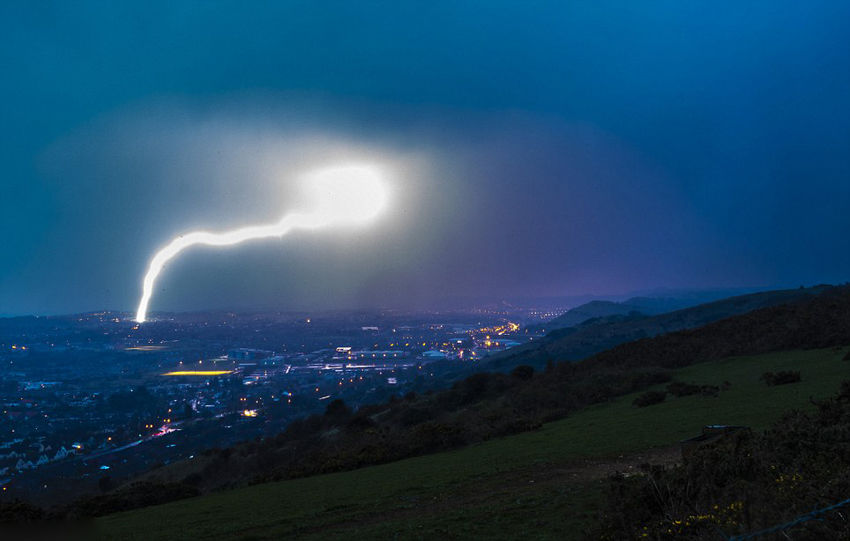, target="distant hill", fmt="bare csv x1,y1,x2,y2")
529,296,710,332
529,288,766,333
581,284,850,372
529,299,649,331
489,285,834,372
